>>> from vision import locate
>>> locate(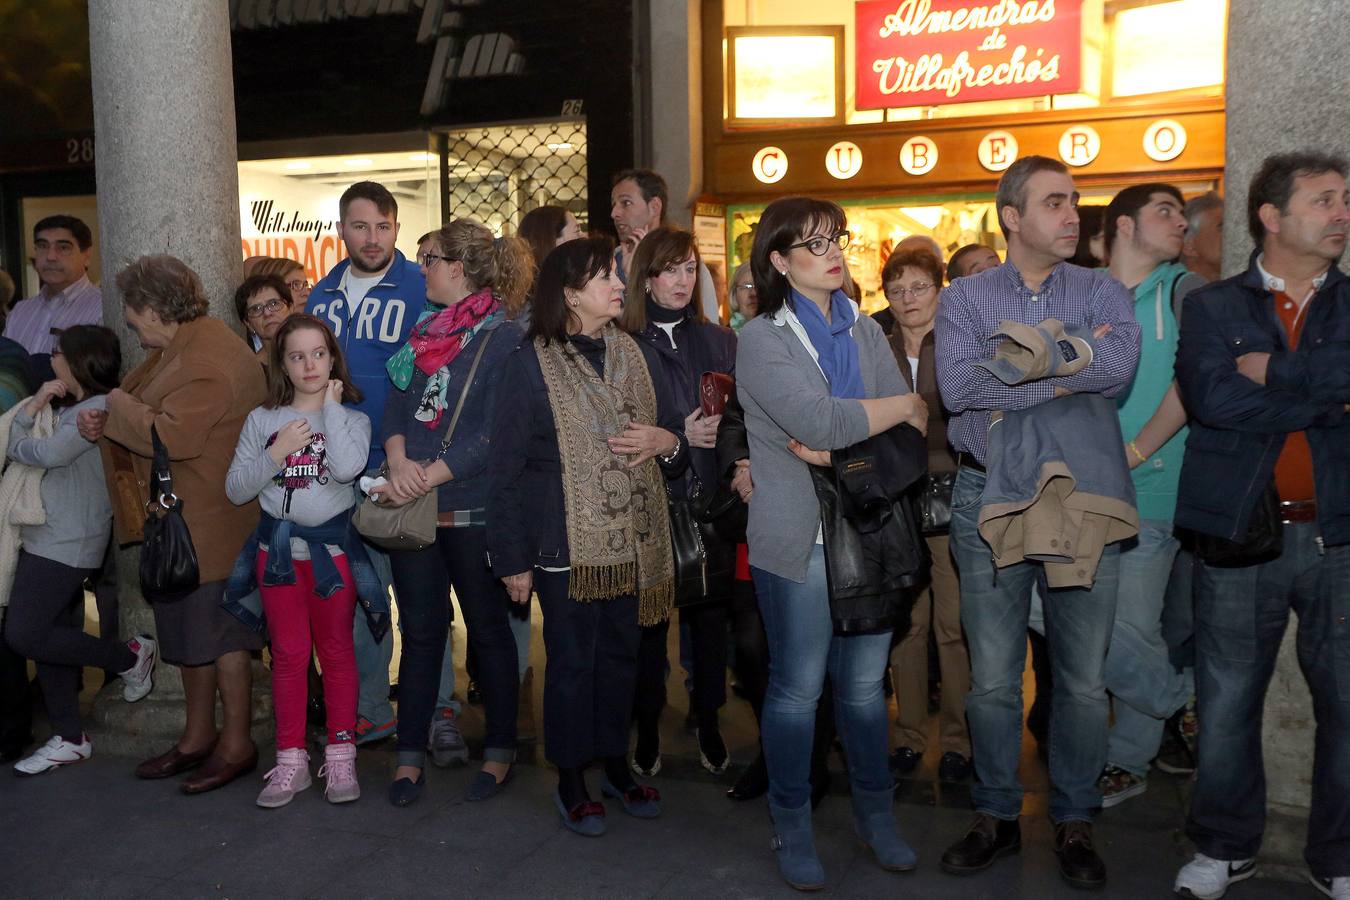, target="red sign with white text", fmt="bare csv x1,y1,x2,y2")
855,0,1082,109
